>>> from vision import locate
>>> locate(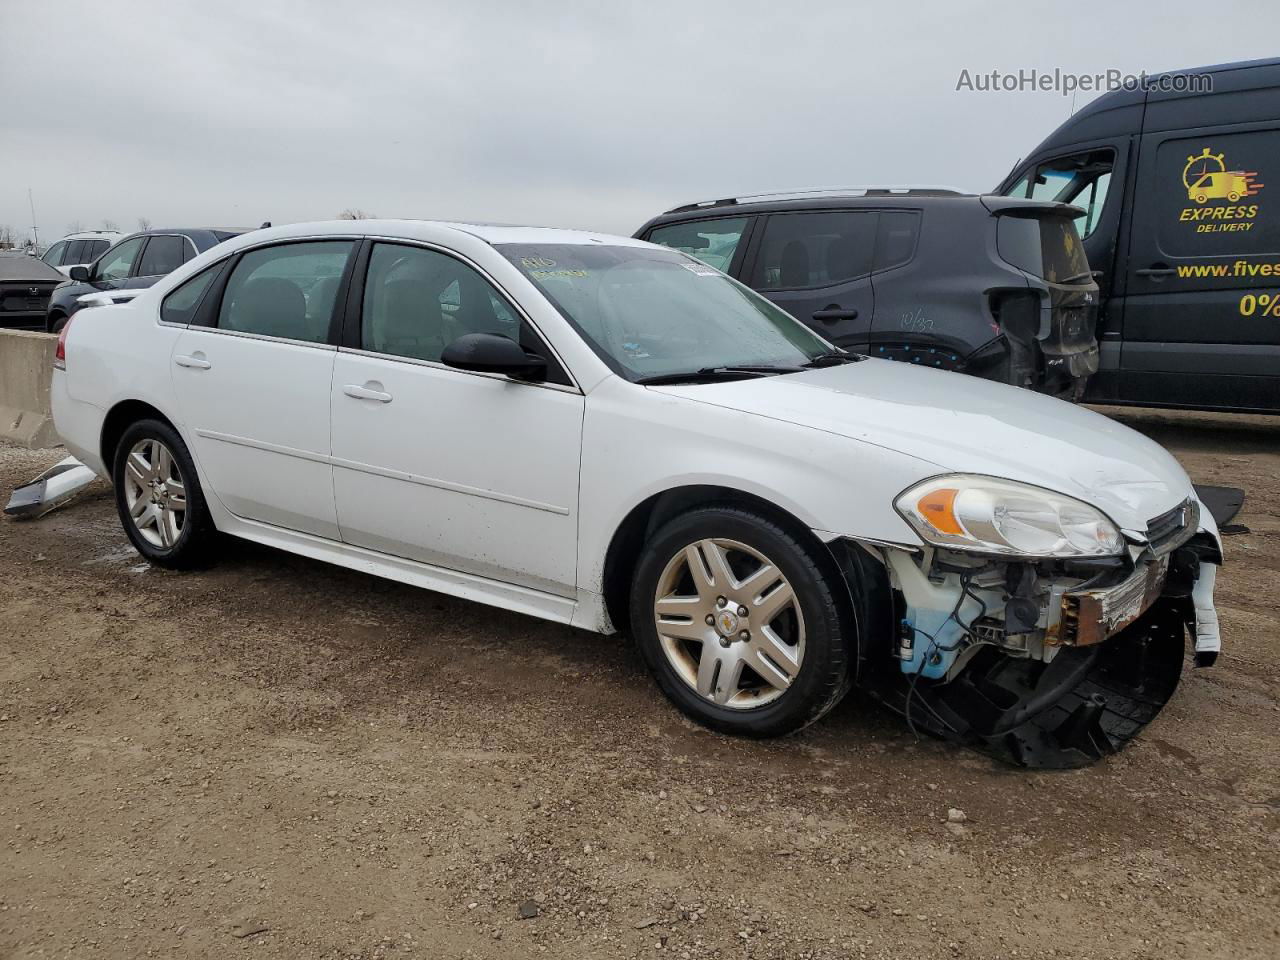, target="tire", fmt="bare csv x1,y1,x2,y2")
629,506,853,737
48,312,67,334
112,418,217,570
